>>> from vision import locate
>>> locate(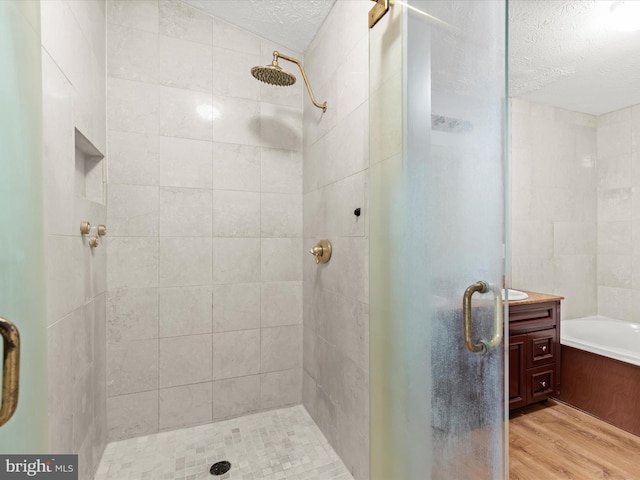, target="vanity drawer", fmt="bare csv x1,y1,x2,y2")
526,328,556,369
527,364,556,403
